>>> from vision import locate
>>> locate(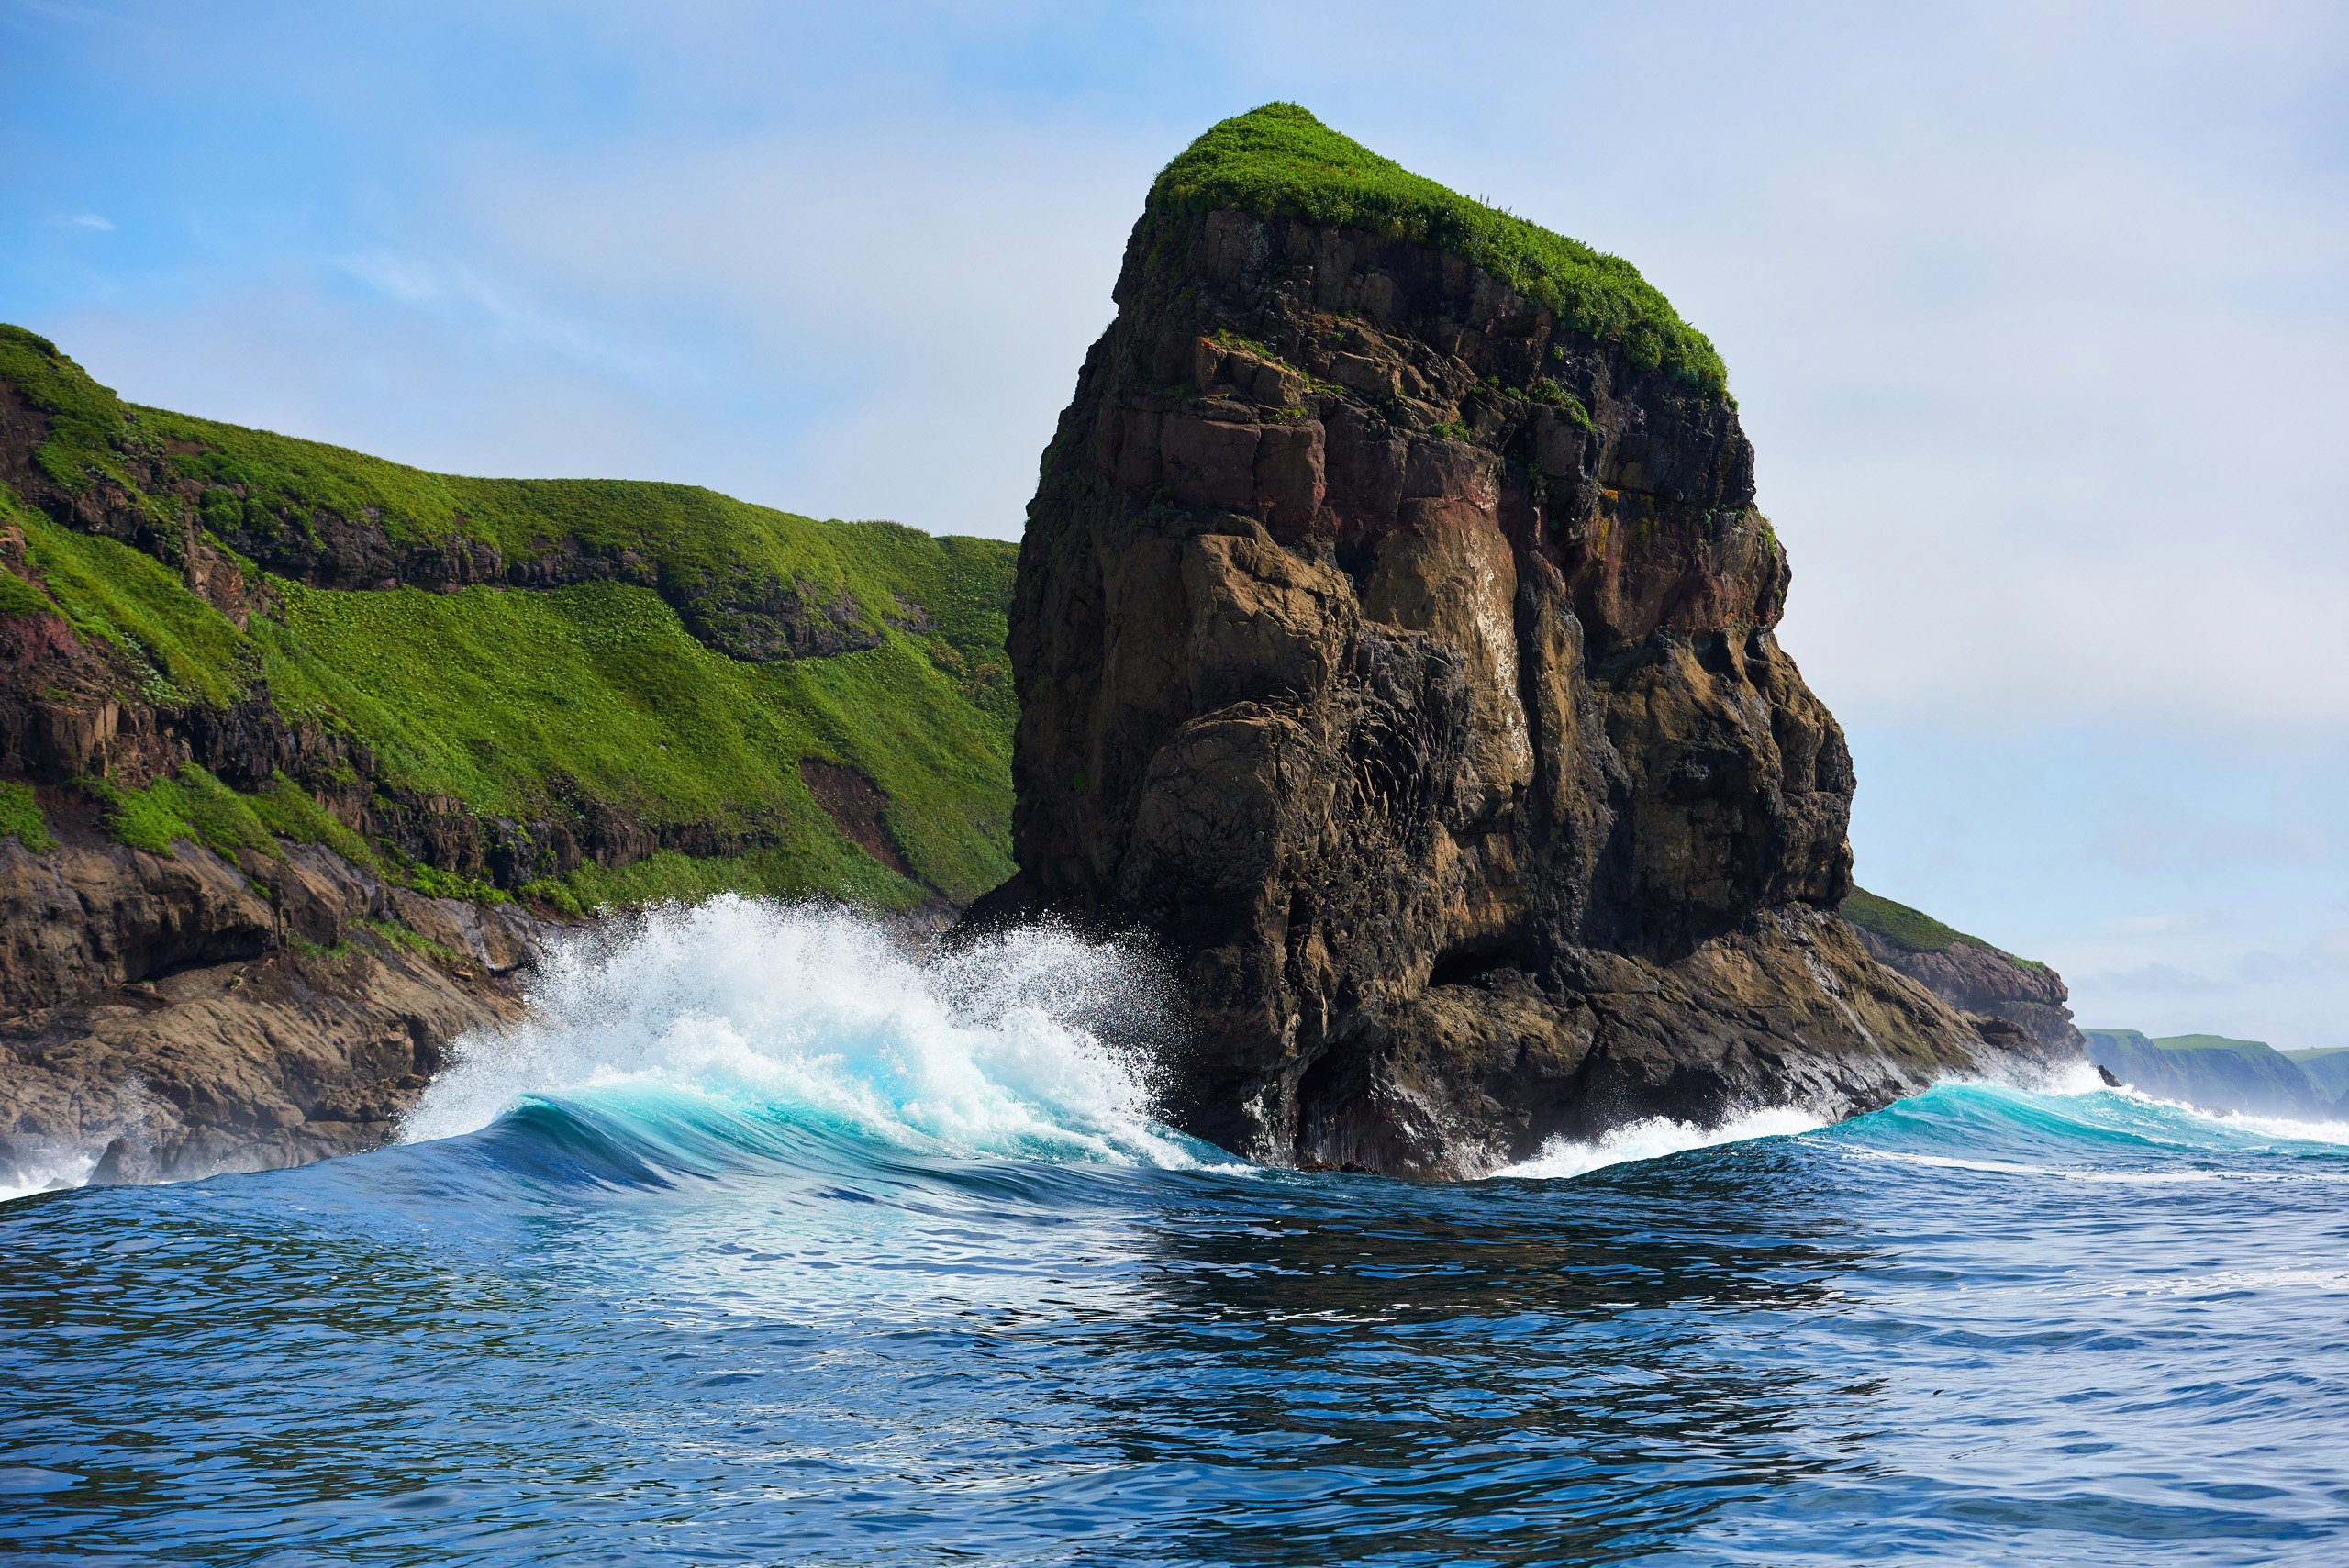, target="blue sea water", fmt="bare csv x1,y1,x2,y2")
4,900,2347,1566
